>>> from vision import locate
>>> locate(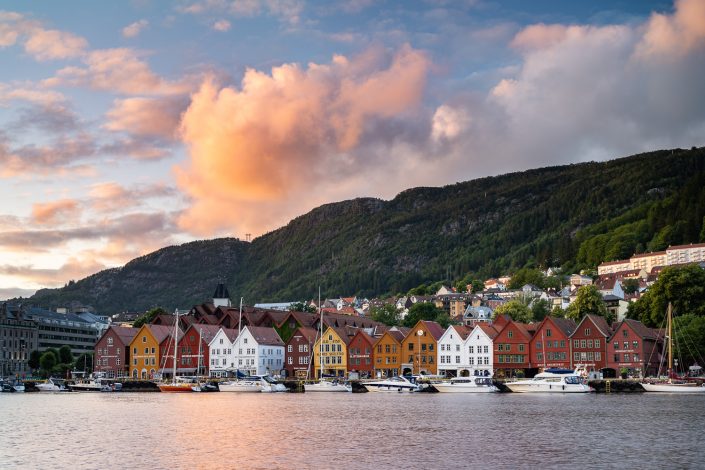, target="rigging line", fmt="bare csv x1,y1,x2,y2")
677,319,705,368
645,314,667,376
